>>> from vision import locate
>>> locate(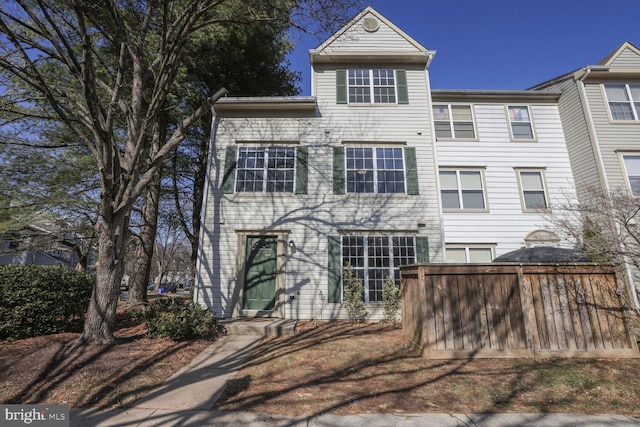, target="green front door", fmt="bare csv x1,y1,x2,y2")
243,236,278,310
